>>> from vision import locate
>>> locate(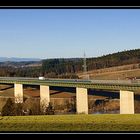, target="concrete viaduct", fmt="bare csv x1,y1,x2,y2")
0,77,140,114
